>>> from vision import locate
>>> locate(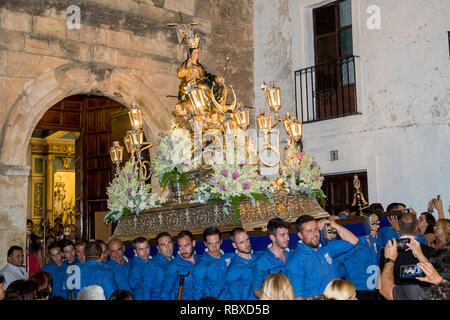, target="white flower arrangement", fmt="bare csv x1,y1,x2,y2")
193,135,272,224
152,121,195,188
105,160,166,223
280,139,326,207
